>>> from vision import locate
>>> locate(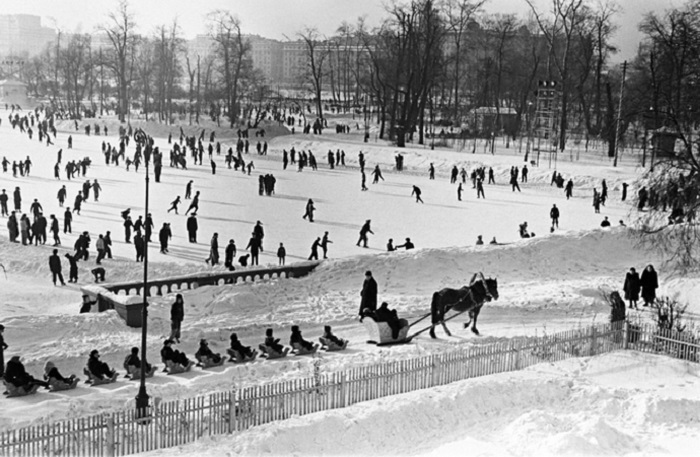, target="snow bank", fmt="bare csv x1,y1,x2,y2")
144,351,700,457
